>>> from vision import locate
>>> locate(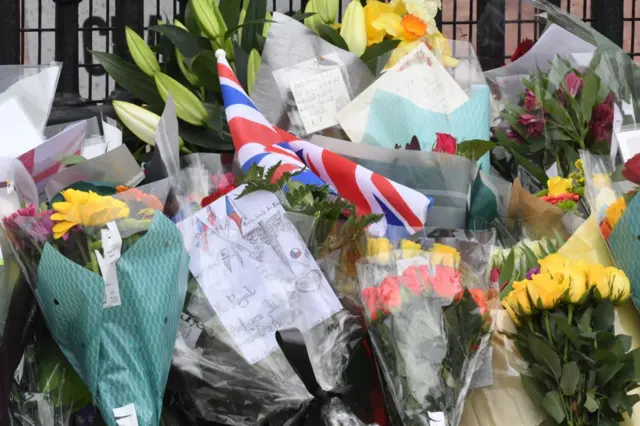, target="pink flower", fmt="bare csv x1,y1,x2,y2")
590,92,615,144
523,89,540,112
490,267,500,284
519,113,545,137
2,204,54,245
433,133,456,154
563,72,584,98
